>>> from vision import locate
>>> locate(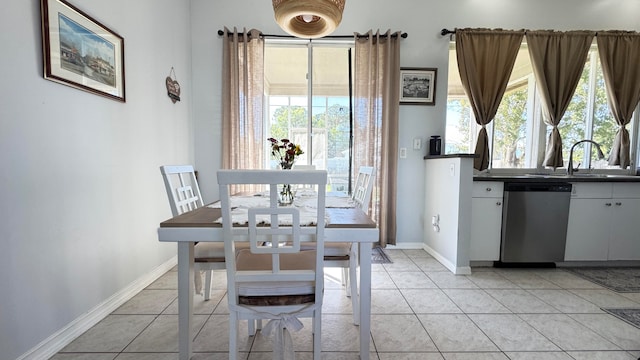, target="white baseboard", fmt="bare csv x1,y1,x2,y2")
421,243,471,275
385,242,424,250
17,256,177,360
